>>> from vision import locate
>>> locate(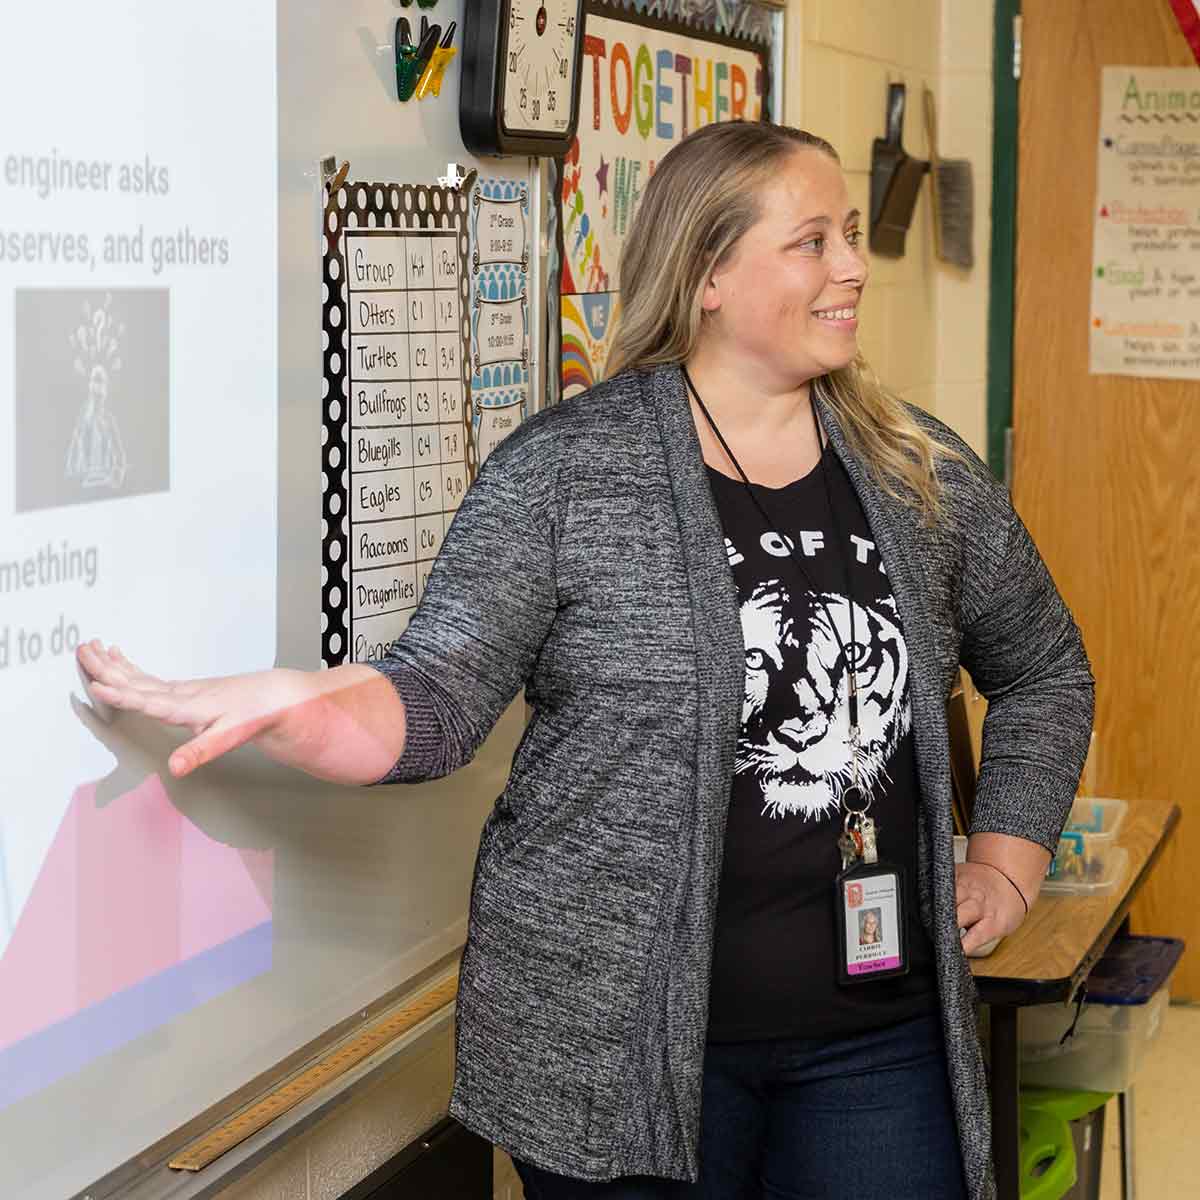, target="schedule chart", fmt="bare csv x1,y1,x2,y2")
343,228,468,662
